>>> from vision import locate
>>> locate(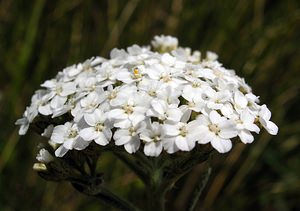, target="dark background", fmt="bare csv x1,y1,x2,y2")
0,0,300,210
